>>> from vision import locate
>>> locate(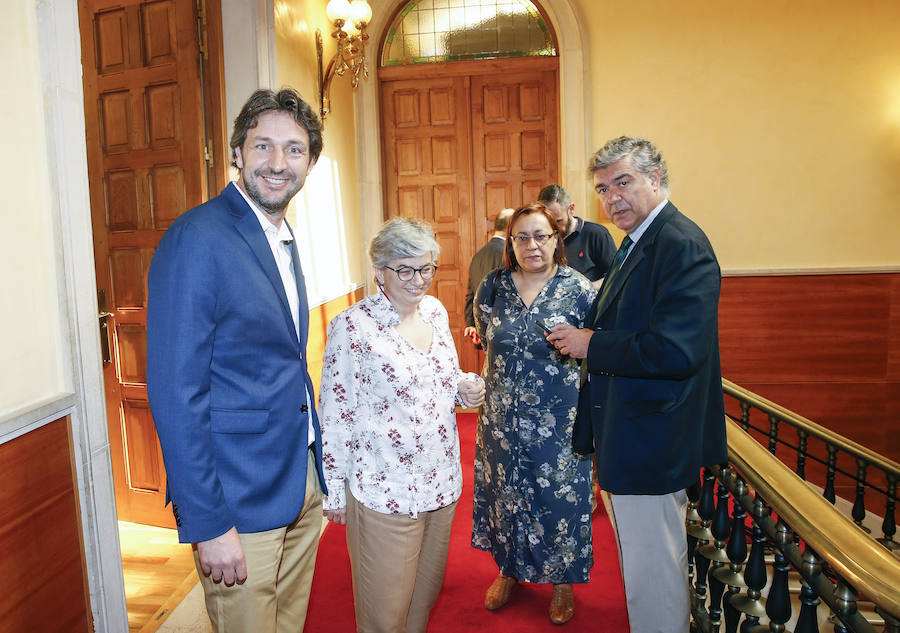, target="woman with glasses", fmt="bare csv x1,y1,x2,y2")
319,217,485,633
471,202,596,625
